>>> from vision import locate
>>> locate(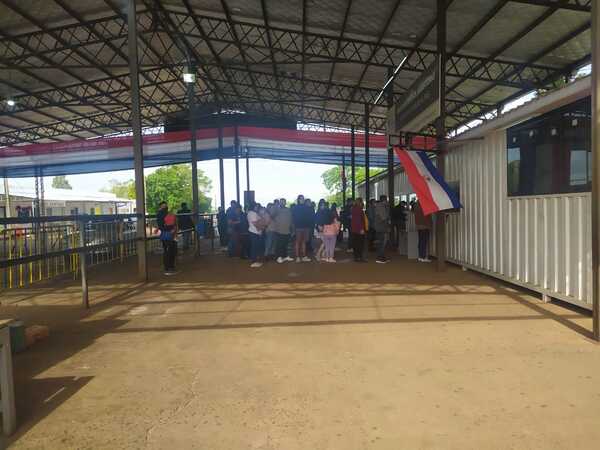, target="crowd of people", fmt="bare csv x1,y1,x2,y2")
216,194,433,269
155,195,434,274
